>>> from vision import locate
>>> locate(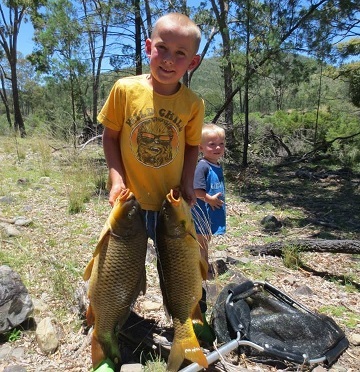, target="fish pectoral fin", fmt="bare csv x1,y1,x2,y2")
83,258,94,281
192,303,203,323
139,267,147,295
199,257,208,280
167,336,208,371
86,303,95,326
94,233,110,257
